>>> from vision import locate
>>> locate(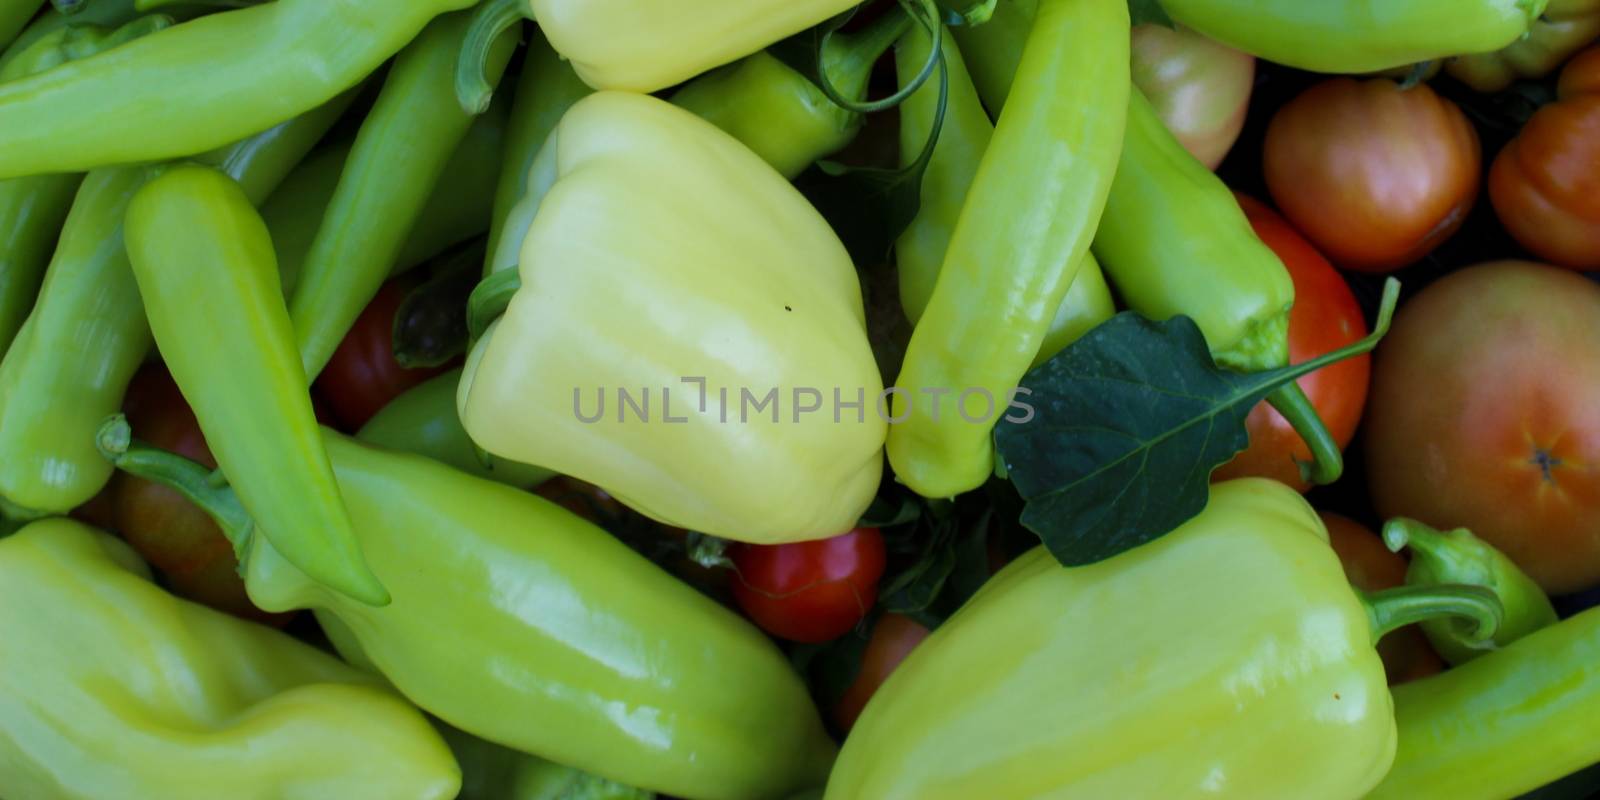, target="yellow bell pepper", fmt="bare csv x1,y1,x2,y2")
0,518,460,800
458,91,885,544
